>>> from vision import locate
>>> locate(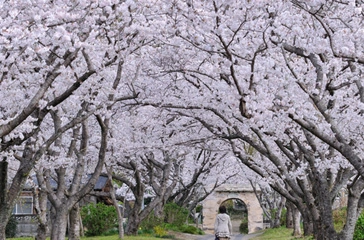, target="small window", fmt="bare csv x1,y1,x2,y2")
13,197,33,215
